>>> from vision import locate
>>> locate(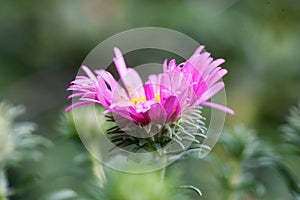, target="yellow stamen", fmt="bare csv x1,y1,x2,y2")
129,96,146,105
129,94,161,105
154,94,161,103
